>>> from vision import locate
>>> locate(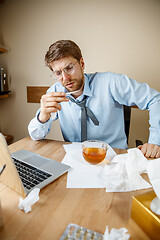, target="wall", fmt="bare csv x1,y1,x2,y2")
0,0,160,147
